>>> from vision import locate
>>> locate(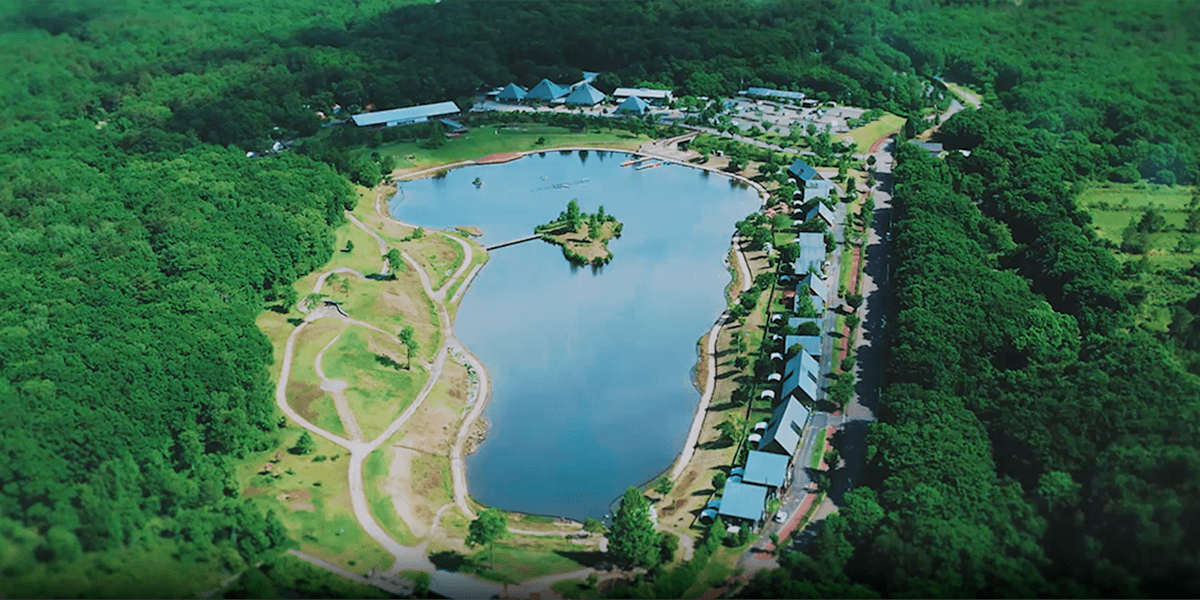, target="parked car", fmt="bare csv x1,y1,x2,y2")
774,510,789,523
